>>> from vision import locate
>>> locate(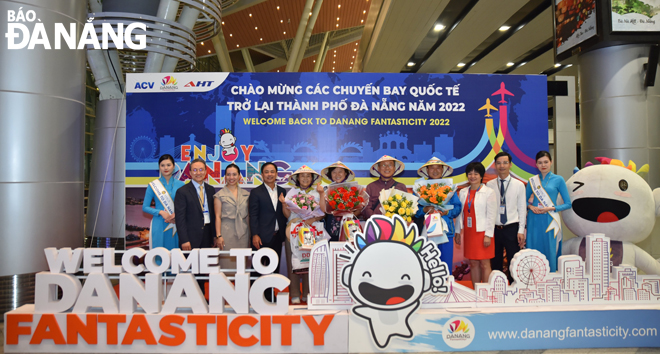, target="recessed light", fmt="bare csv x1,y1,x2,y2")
361,19,364,23
352,56,354,58
280,20,283,23
222,21,224,25
337,17,340,21
260,38,263,41
507,62,514,67
351,62,353,64
363,10,366,14
355,43,358,45
229,34,232,37
201,42,204,45
284,31,286,34
457,63,466,67
407,62,415,67
208,50,211,53
277,6,279,10
336,24,339,27
334,50,336,53
249,13,252,17
309,12,312,16
313,60,316,62
499,25,510,31
554,63,561,67
354,49,357,51
519,62,526,66
255,27,258,30
236,44,239,47
338,4,341,8
566,64,573,67
434,24,445,31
